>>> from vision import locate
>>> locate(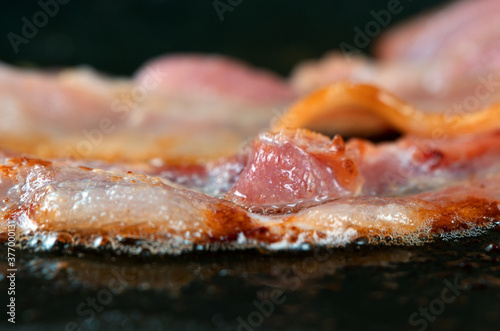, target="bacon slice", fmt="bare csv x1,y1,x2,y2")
375,0,500,62
0,55,294,164
274,83,500,137
2,125,500,254
134,54,295,105
1,156,499,254
291,0,500,113
224,128,500,208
